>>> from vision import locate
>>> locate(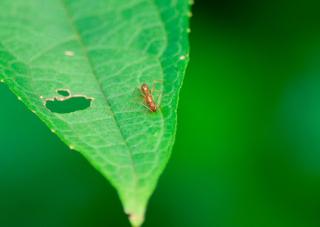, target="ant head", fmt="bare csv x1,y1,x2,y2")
141,83,149,93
